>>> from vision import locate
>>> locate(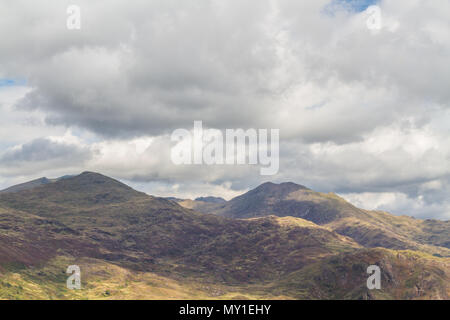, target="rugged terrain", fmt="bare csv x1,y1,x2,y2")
184,182,450,256
0,173,448,299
